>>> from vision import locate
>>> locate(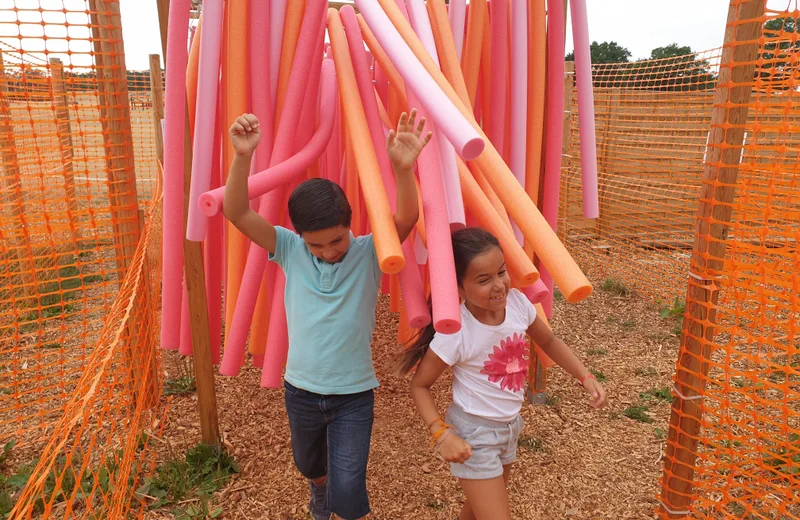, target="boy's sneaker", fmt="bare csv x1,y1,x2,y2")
309,480,331,520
